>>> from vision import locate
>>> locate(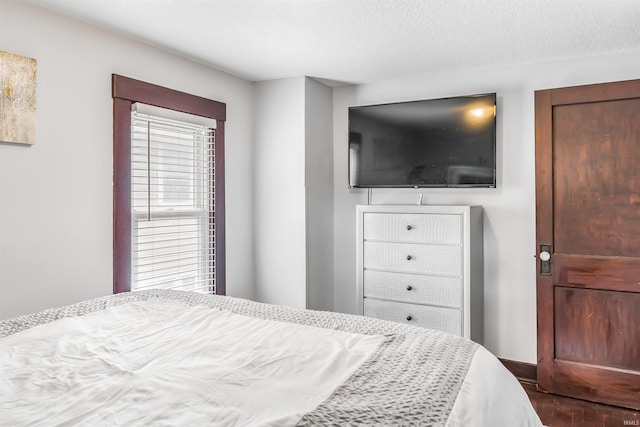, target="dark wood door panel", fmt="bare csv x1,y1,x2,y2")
552,98,640,257
554,287,640,371
536,78,640,410
539,361,640,410
554,254,640,293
